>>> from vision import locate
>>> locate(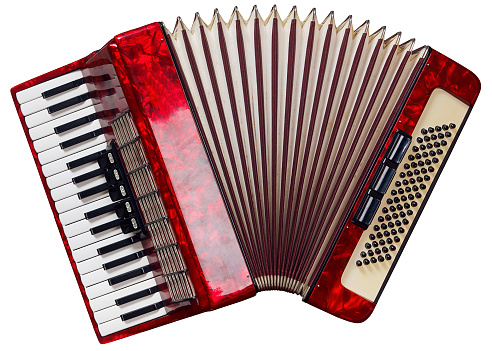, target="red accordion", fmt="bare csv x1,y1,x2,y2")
10,7,480,343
